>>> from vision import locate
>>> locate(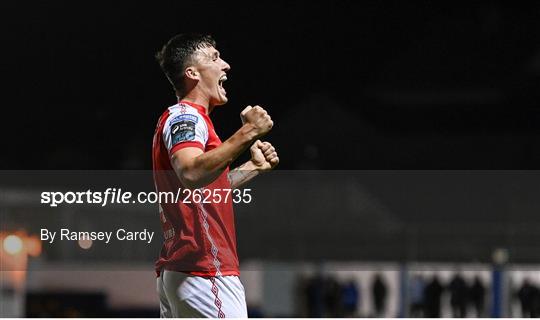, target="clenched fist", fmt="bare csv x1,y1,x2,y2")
240,105,273,138
250,140,279,171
